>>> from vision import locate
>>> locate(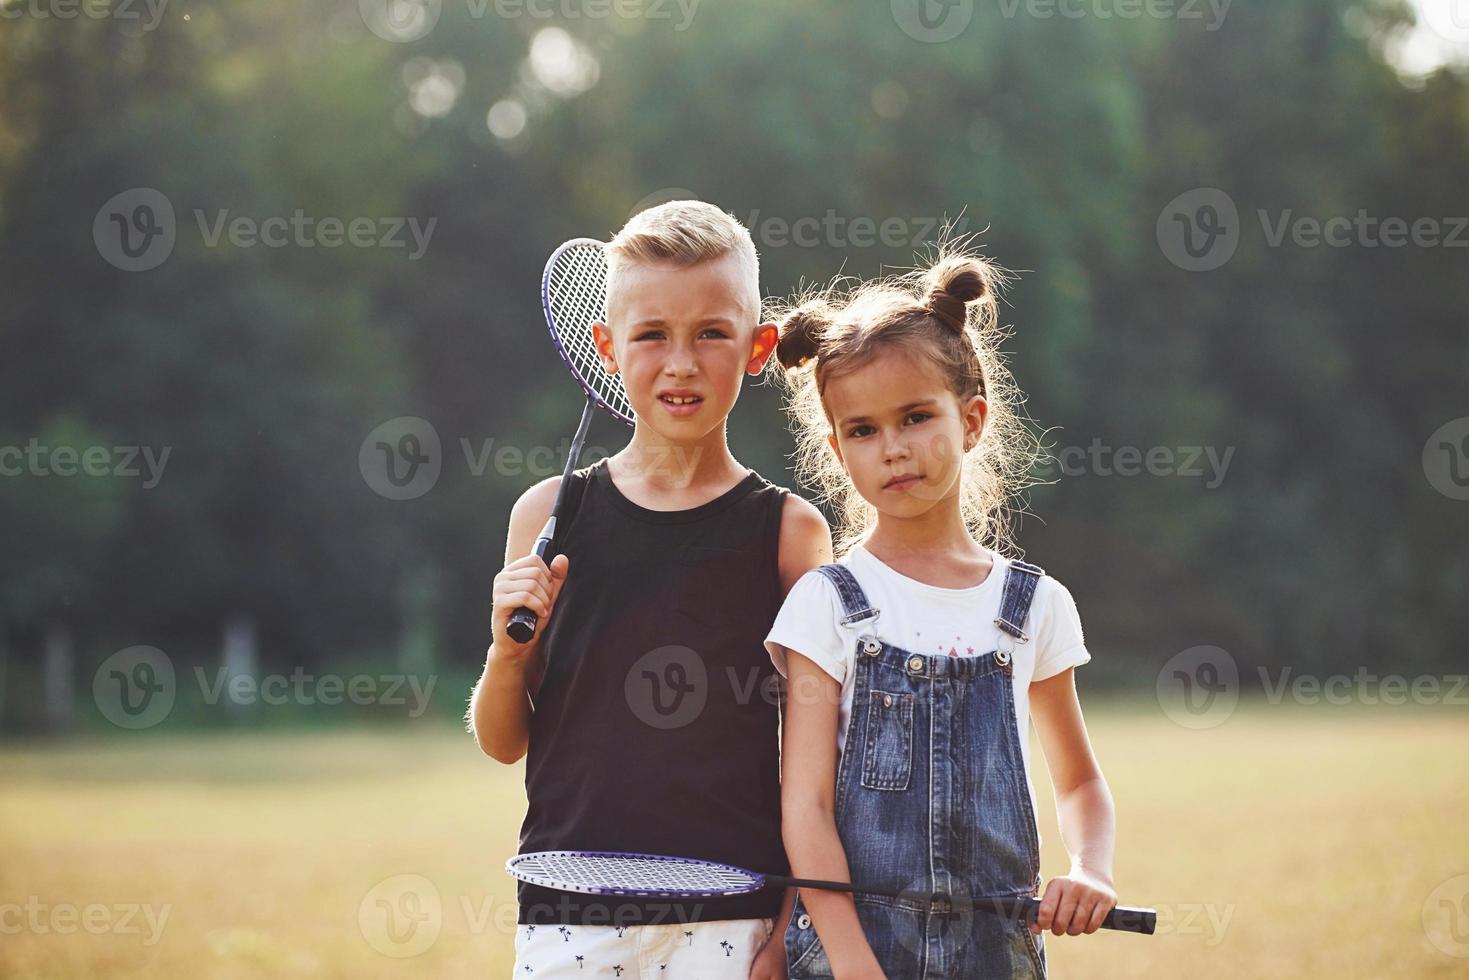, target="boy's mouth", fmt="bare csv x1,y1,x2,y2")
657,391,705,416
